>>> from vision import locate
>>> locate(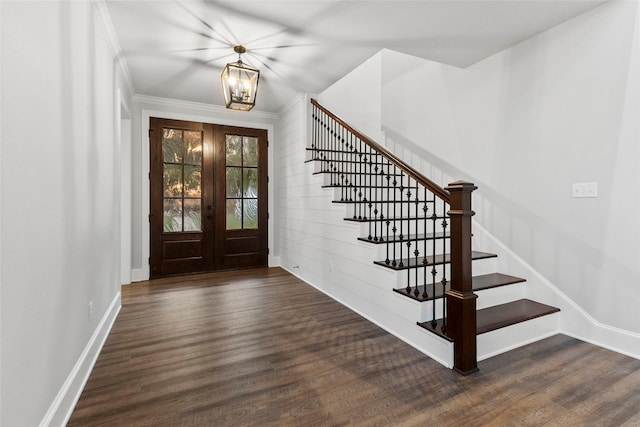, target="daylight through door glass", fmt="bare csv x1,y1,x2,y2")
226,134,258,230
162,128,203,232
